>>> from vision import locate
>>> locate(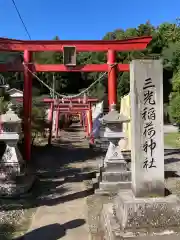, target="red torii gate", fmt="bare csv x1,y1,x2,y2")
0,36,152,161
